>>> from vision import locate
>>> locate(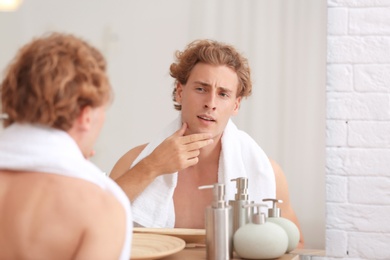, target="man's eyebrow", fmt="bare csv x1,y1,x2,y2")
194,80,211,87
193,81,234,94
219,87,233,93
